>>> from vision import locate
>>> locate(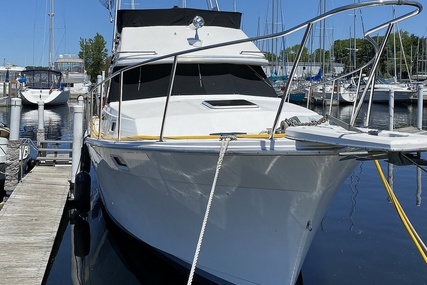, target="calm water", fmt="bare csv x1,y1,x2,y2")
7,102,427,284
